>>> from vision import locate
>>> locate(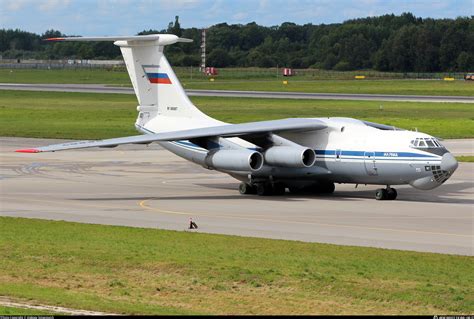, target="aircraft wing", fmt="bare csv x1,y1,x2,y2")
16,118,327,153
